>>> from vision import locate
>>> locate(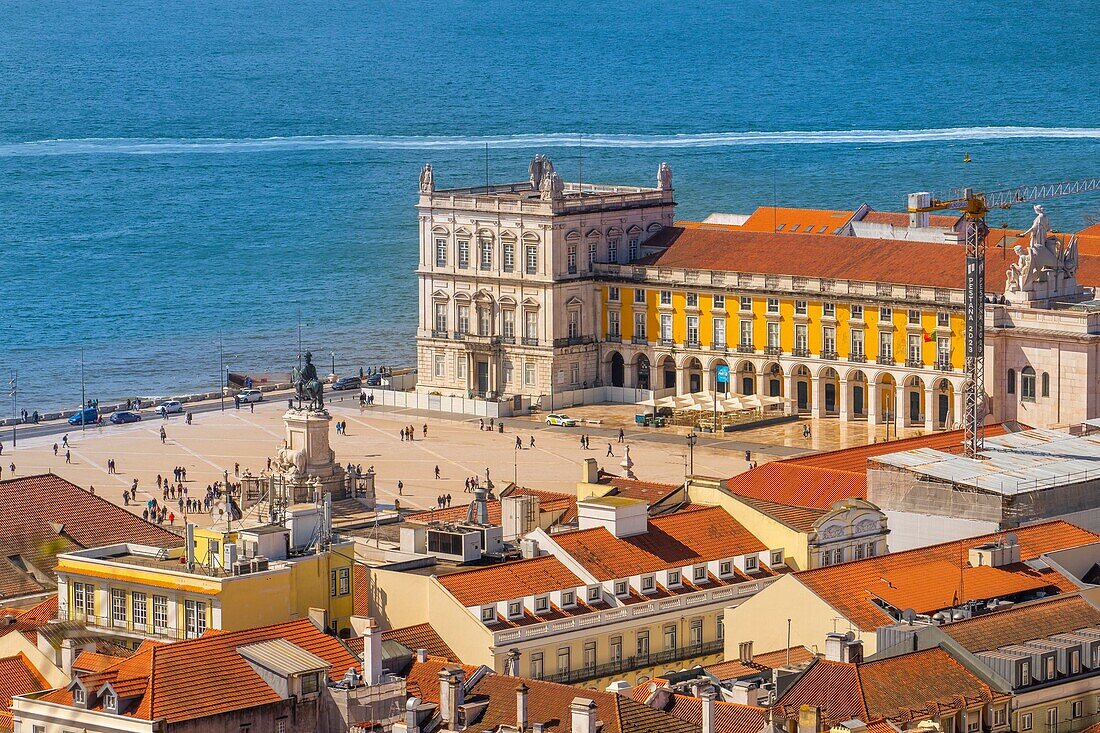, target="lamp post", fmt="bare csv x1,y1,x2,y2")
330,351,336,378
8,370,16,447
80,347,86,433
219,337,225,412
513,442,519,486
686,431,697,477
